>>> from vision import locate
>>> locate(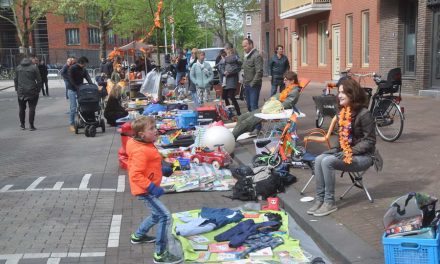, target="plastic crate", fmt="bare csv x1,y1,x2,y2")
175,111,198,129
382,230,439,264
